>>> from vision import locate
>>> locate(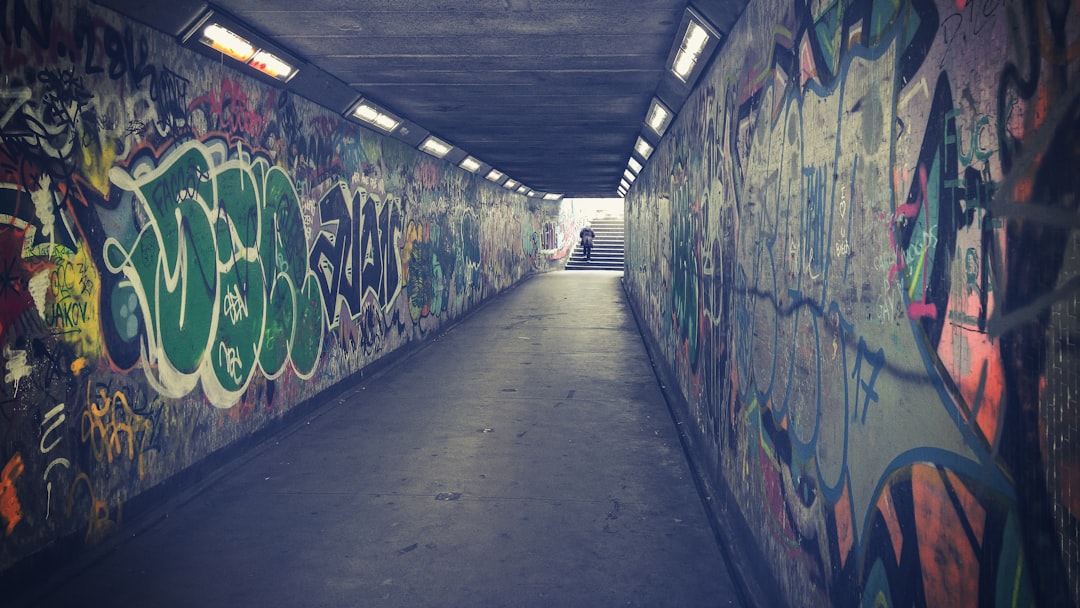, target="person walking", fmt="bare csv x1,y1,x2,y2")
579,226,596,262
